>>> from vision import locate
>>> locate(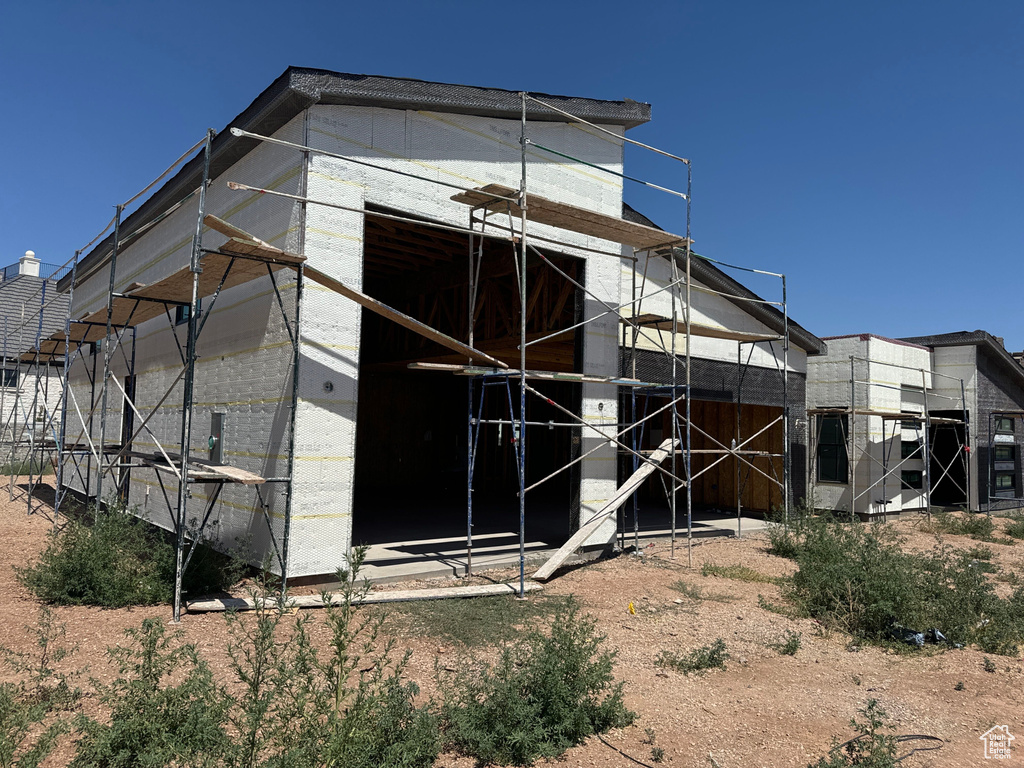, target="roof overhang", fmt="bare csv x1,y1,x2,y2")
62,67,652,293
